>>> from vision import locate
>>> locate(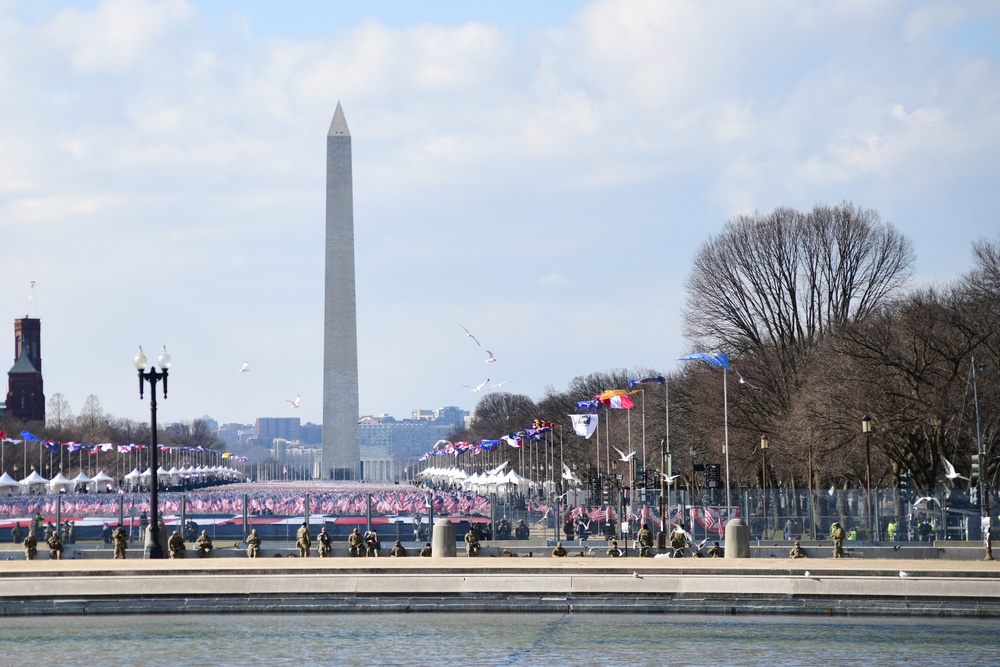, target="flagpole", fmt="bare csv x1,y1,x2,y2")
723,368,731,515
641,389,646,489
